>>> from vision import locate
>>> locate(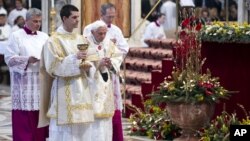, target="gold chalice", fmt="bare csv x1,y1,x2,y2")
77,43,89,51
77,43,91,69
